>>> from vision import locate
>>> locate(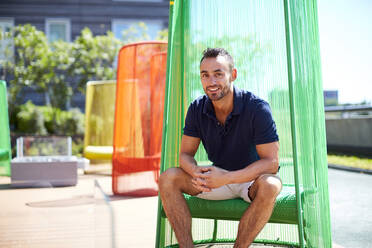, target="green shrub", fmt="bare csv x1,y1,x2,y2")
72,137,84,156
16,101,47,135
15,101,84,136
40,105,60,134
59,108,85,136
